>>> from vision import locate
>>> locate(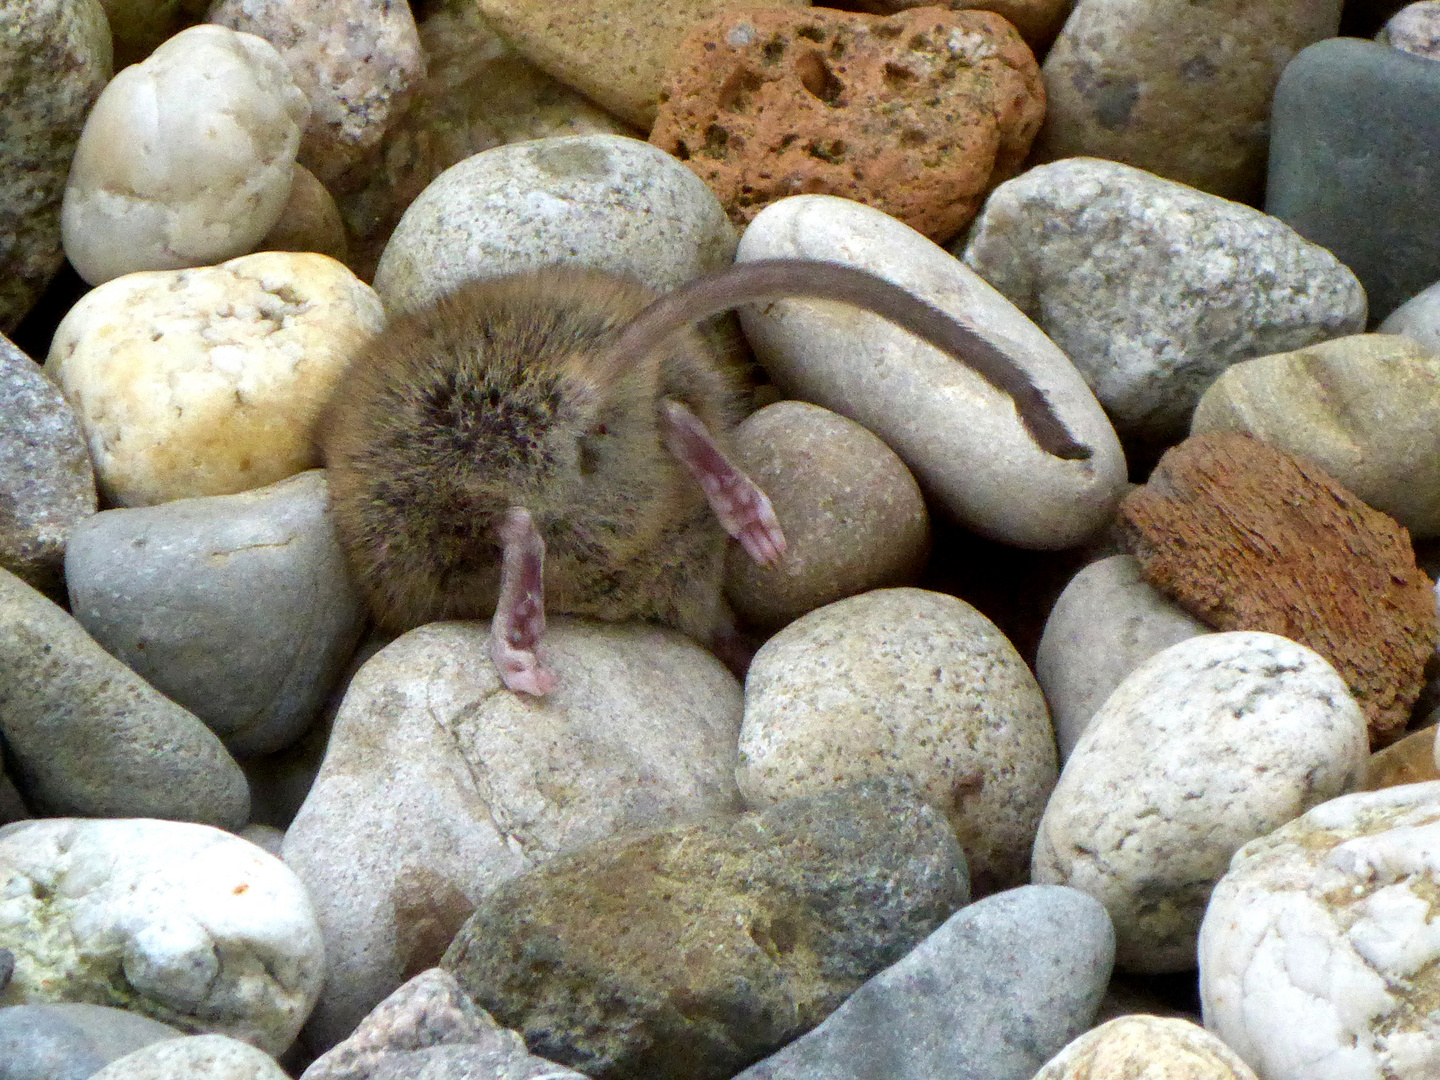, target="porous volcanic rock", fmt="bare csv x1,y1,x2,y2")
1118,432,1437,746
